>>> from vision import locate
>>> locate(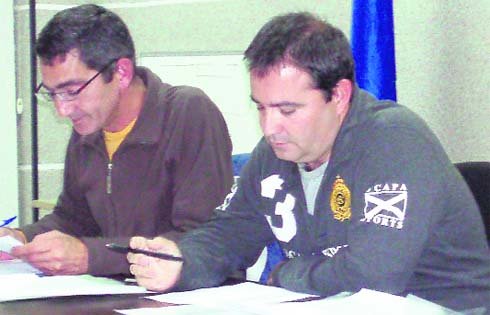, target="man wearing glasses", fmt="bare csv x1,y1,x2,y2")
0,4,233,276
